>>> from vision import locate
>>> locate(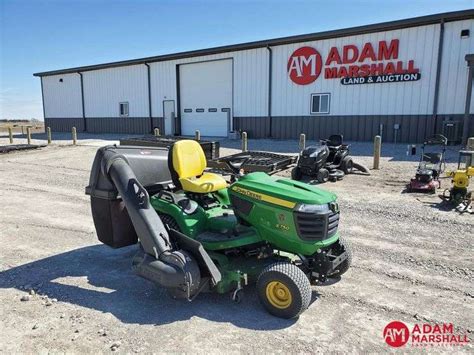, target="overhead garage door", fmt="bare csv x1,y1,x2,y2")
179,59,232,137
